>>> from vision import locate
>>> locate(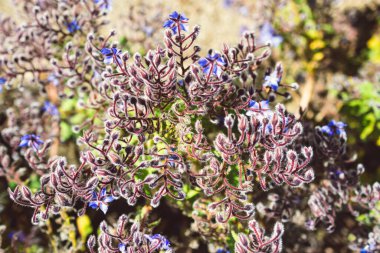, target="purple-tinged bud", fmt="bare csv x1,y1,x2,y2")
122,52,129,61
294,122,303,134
134,53,141,64
238,233,249,246
224,114,235,128
356,164,365,175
